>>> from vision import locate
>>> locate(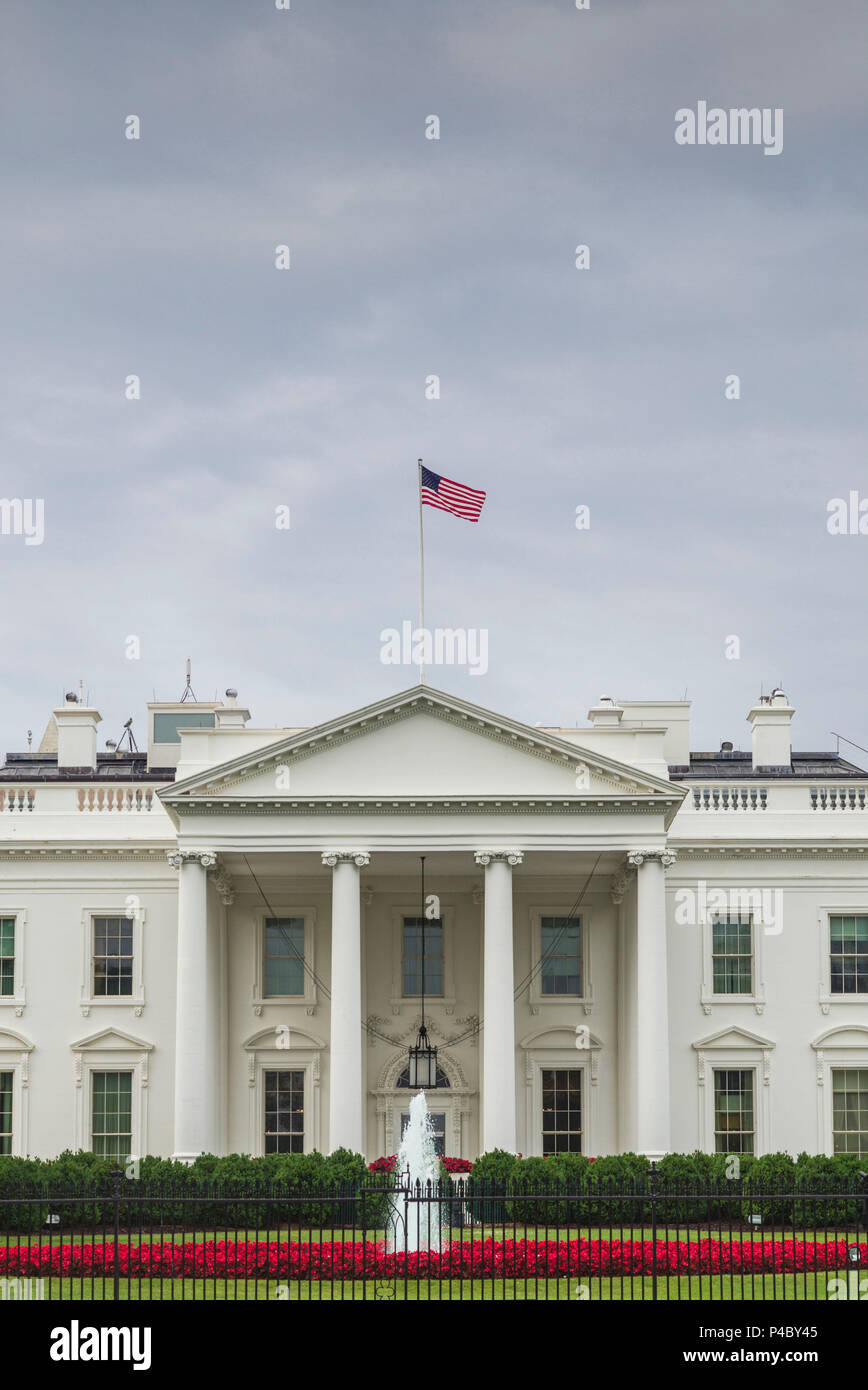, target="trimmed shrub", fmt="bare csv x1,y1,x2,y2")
794,1152,866,1228
741,1152,796,1226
